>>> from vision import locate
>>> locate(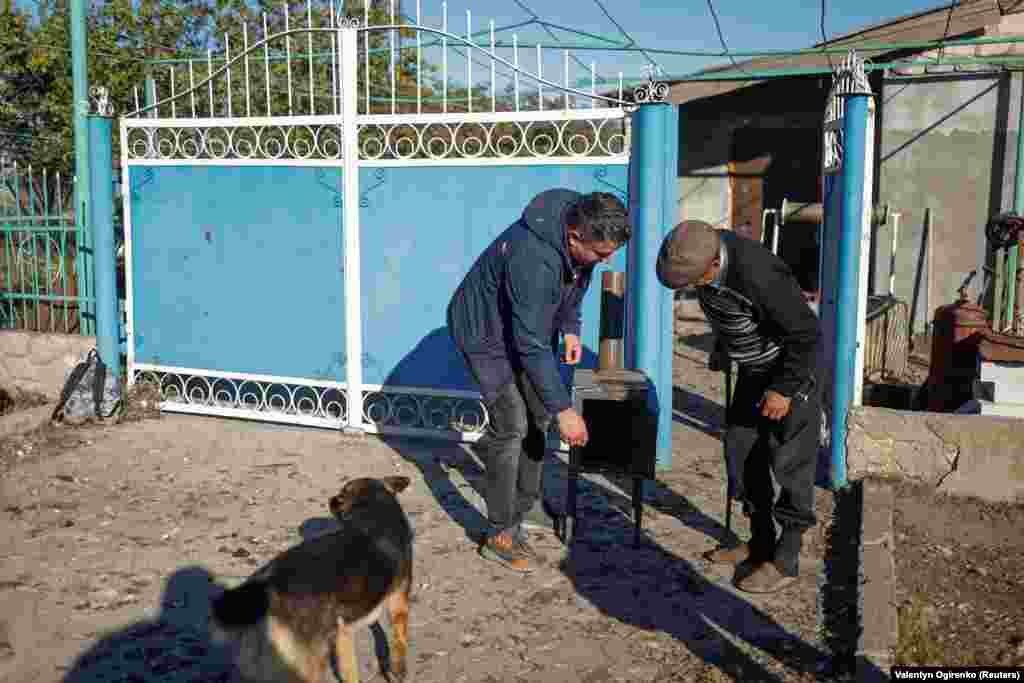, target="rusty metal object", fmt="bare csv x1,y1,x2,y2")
978,329,1024,363
924,275,991,411
598,271,626,371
